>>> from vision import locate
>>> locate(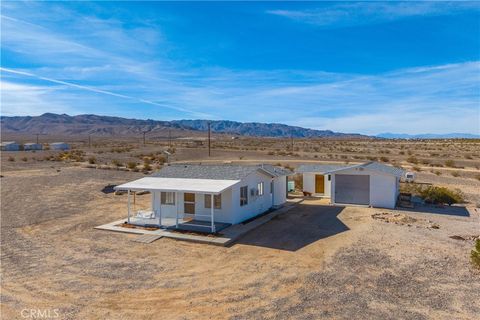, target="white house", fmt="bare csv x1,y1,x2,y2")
115,164,291,232
1,141,20,151
297,162,405,209
50,142,70,150
24,143,43,151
